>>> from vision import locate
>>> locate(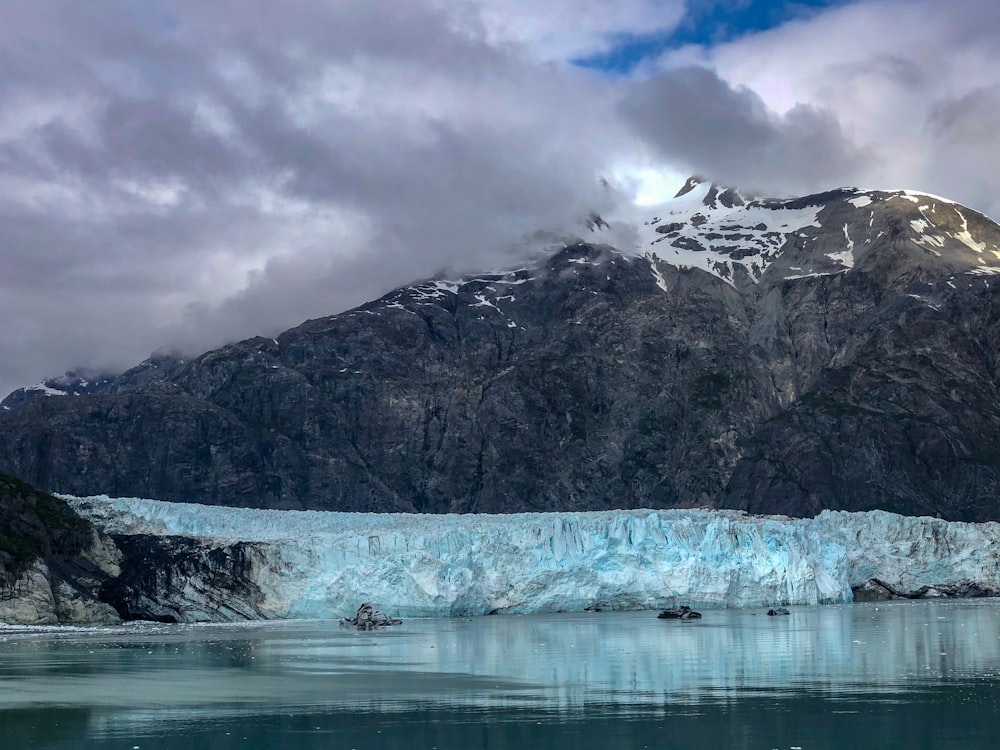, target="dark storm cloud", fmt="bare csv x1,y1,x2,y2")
618,65,869,195
0,0,624,396
928,86,1000,146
